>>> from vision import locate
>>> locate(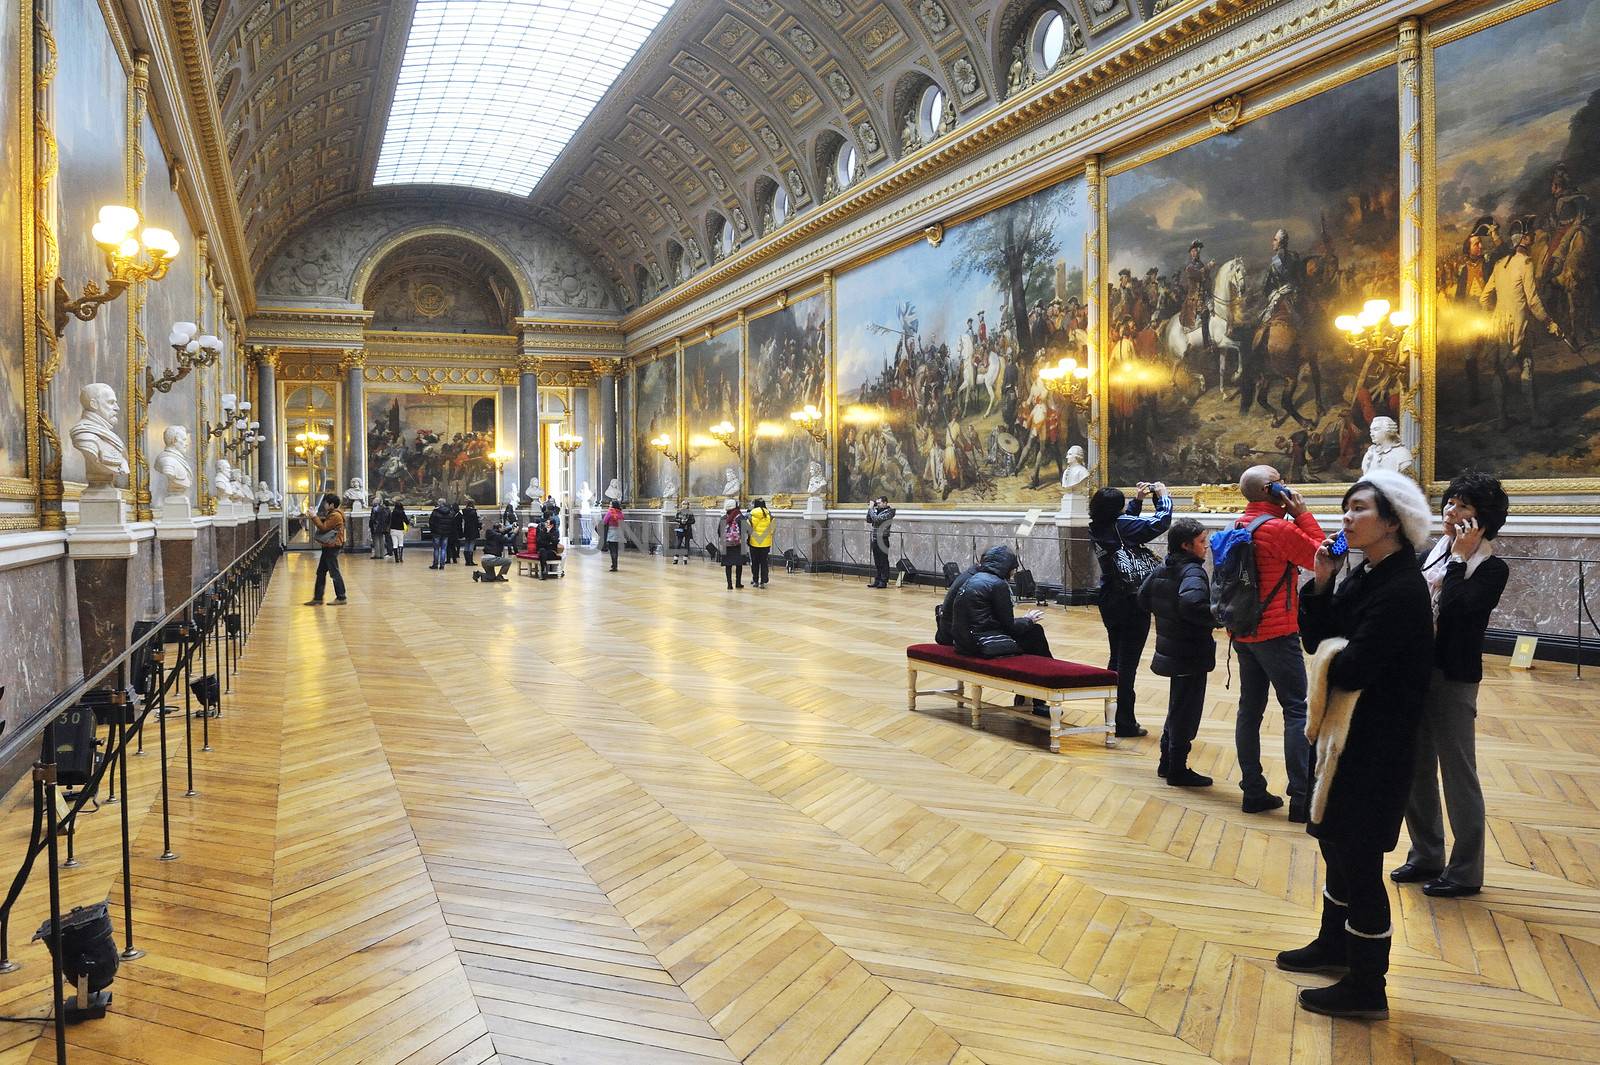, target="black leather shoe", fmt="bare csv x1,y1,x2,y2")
1389,862,1443,884
1288,802,1309,824
1422,878,1481,898
1242,792,1284,814
1114,725,1148,738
